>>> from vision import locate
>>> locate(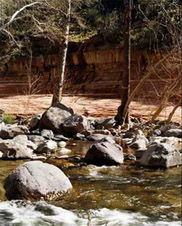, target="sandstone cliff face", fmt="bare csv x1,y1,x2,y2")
0,44,179,100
